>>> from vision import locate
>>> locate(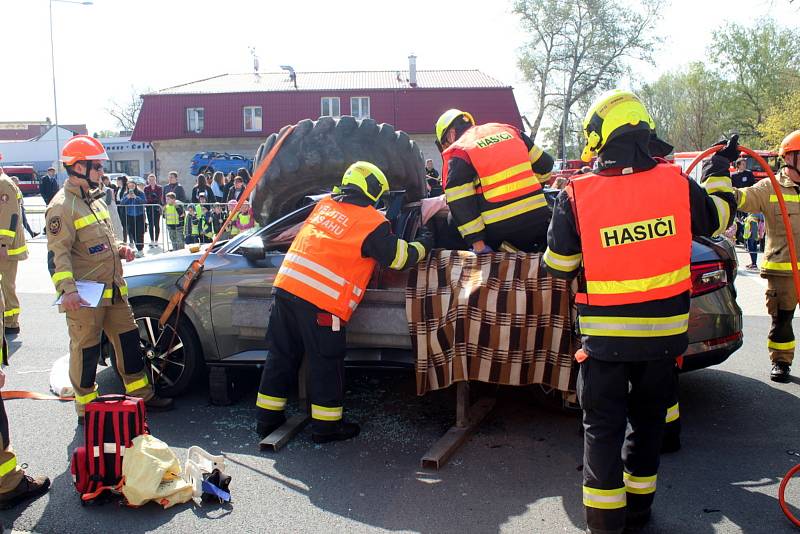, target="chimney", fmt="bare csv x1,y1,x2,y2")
408,54,417,87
